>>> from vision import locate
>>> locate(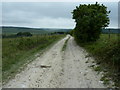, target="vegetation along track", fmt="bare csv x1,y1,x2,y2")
4,35,107,88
